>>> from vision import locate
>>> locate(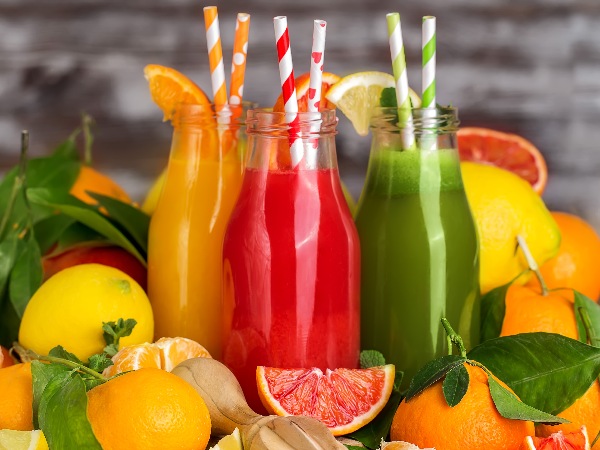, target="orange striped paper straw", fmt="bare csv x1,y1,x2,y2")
230,13,250,106
203,6,228,109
